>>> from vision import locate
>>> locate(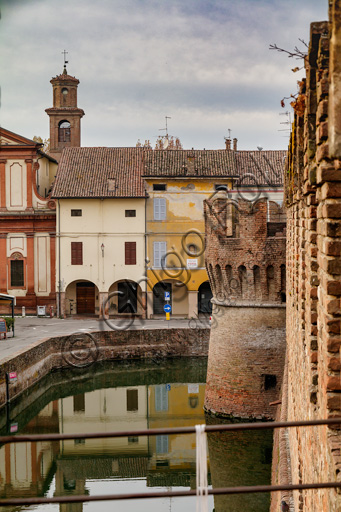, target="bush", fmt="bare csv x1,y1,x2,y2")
4,317,15,332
